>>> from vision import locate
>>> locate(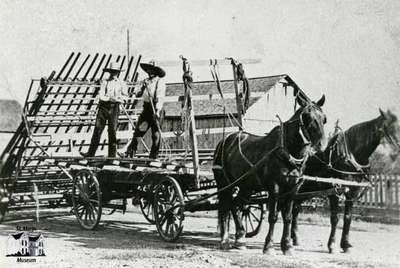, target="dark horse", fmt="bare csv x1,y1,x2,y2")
213,95,327,255
291,109,399,253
